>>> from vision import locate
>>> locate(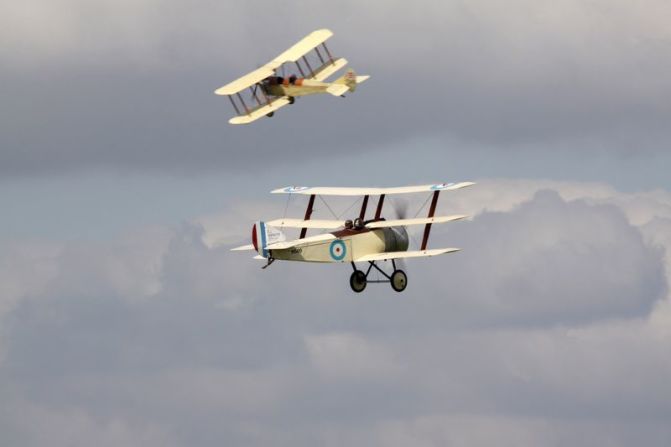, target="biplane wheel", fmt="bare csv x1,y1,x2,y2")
288,96,295,104
390,270,407,292
266,111,275,117
350,270,367,293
